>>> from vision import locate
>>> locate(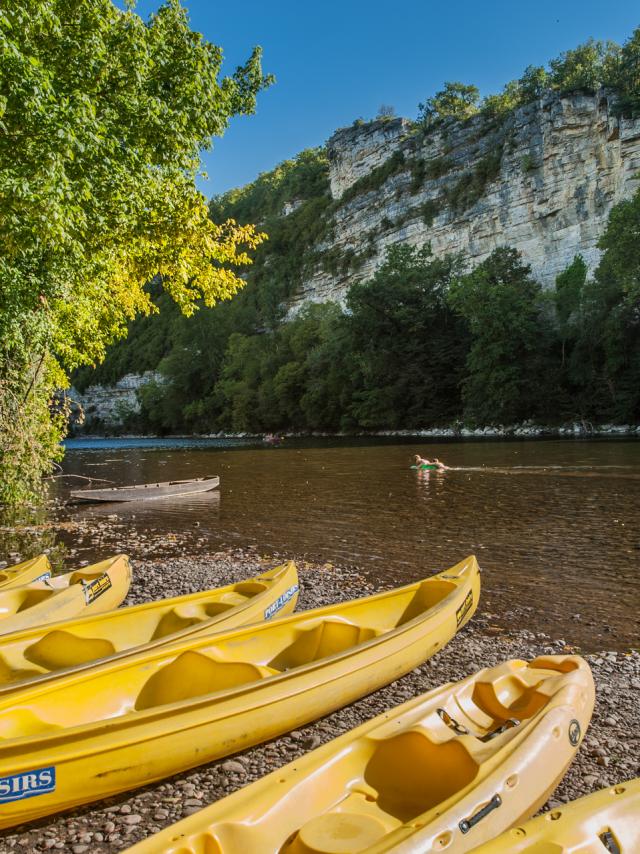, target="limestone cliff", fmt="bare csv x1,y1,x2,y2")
290,90,640,312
